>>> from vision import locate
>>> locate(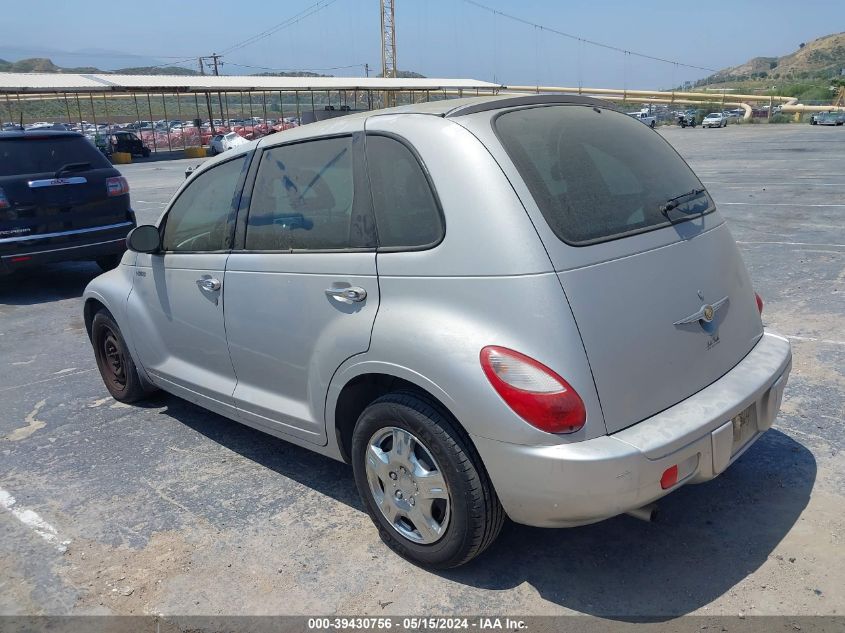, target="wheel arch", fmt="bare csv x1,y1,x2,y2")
83,297,108,340
329,365,469,465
